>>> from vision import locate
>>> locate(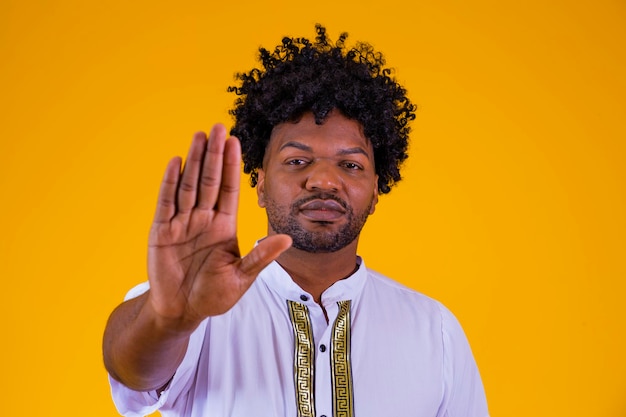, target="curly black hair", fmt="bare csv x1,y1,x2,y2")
228,24,416,194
